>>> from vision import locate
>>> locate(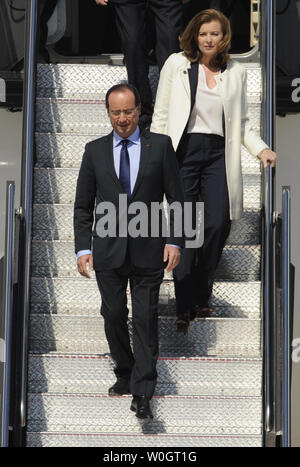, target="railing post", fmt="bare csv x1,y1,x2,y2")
282,187,291,447
18,0,38,432
0,182,15,447
260,0,276,440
